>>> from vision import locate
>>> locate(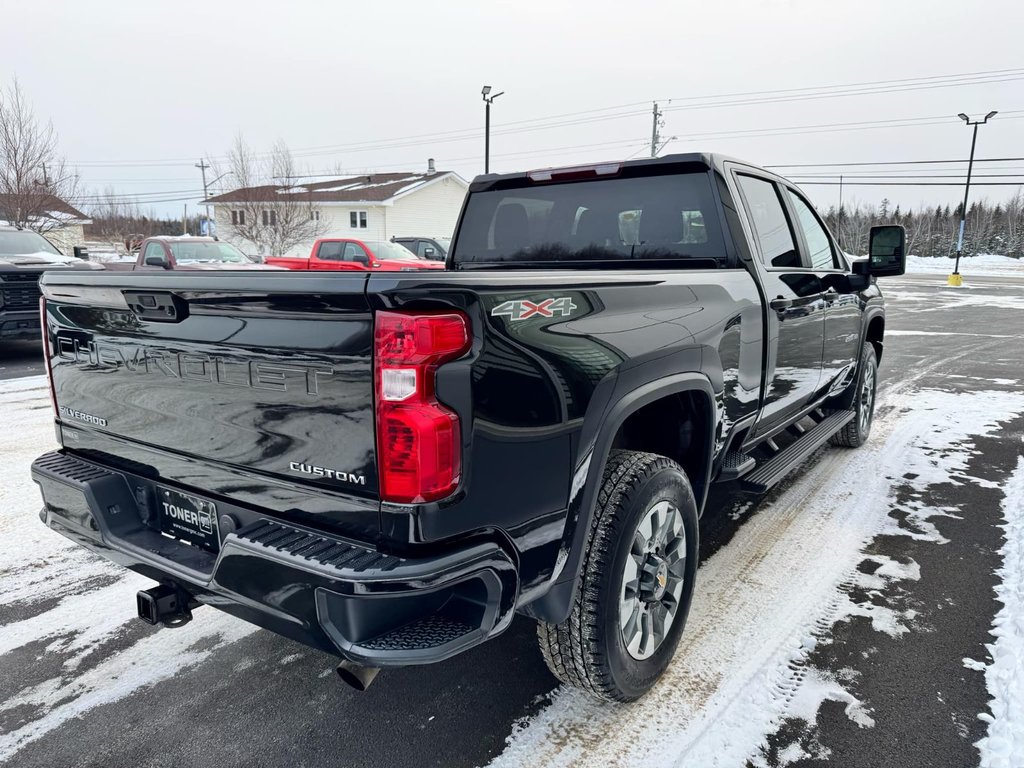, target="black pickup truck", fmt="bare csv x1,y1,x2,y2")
0,226,102,342
32,153,905,701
